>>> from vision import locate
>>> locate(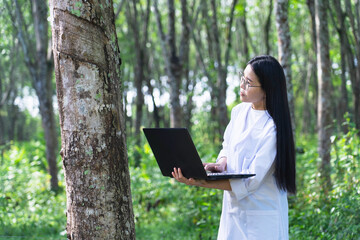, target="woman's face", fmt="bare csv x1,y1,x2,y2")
240,65,266,110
